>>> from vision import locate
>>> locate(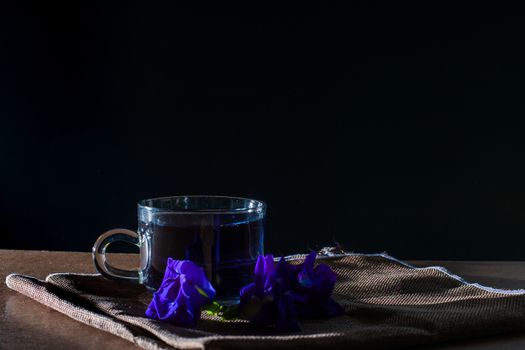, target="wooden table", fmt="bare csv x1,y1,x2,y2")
1,250,524,350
